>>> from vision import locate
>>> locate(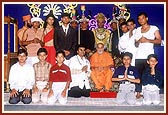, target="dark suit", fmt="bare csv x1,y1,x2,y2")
54,25,77,60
